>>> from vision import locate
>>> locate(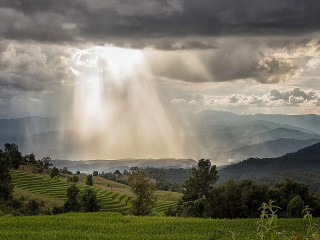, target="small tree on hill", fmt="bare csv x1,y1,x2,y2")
86,174,93,186
64,184,81,212
81,188,100,212
0,157,13,201
128,167,156,216
50,167,59,179
4,143,22,169
71,175,79,183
